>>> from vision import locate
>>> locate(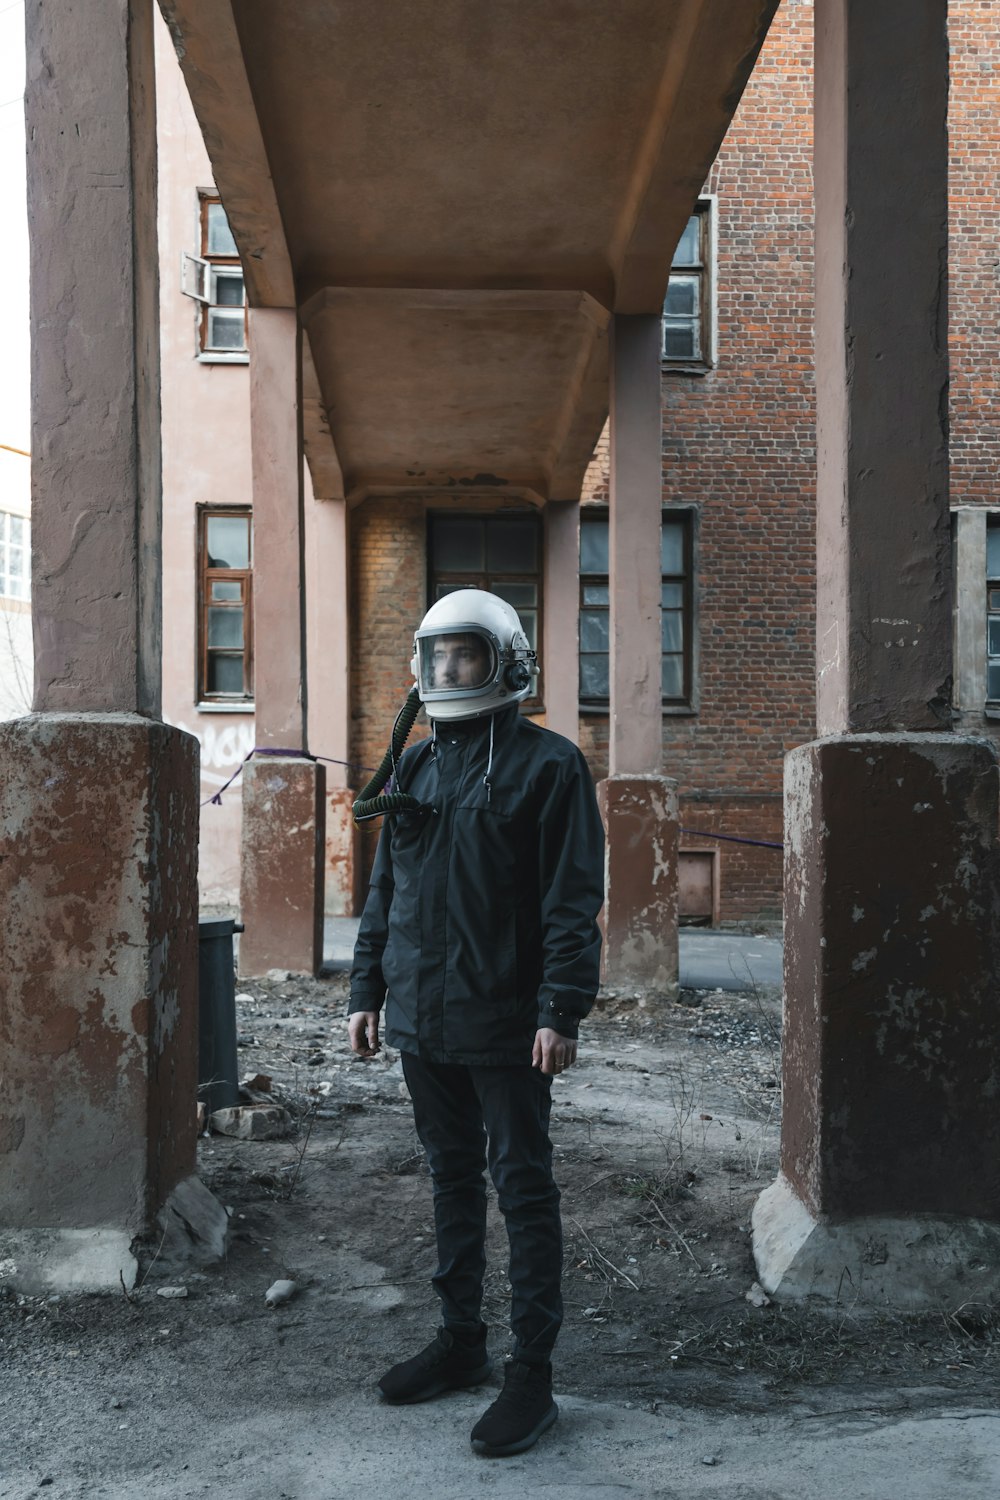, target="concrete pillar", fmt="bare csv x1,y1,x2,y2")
953,509,987,715
597,775,678,997
543,499,580,744
597,315,677,995
608,317,664,776
305,484,358,914
239,308,325,974
1,0,211,1294
754,0,1000,1306
814,0,951,738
